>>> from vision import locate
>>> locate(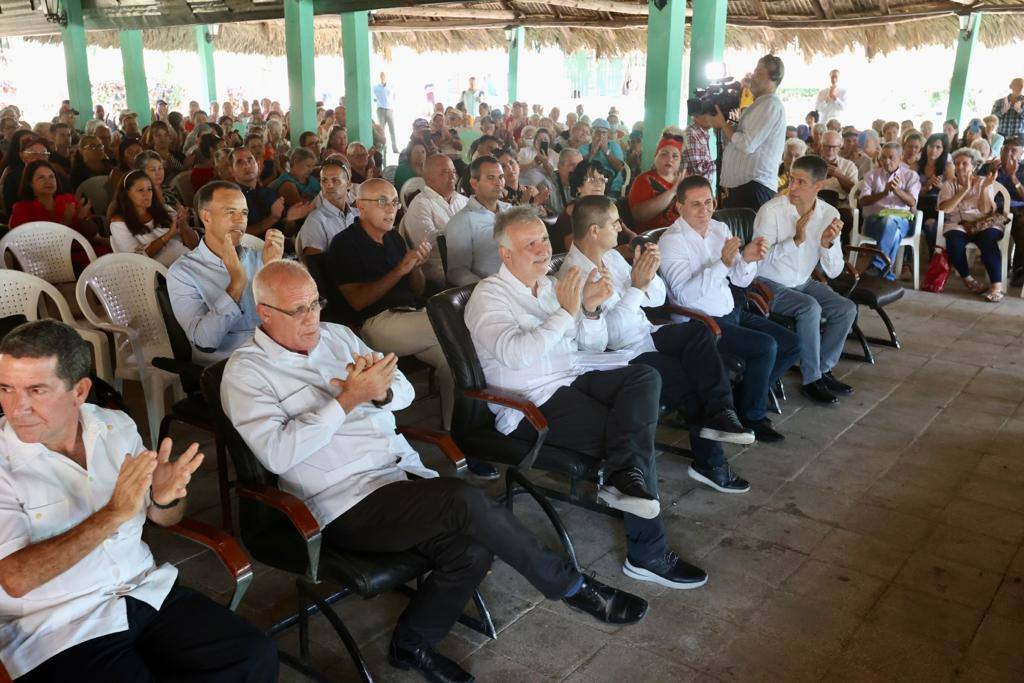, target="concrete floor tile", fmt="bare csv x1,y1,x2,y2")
964,612,1024,673
862,477,957,519
704,629,832,683
701,532,808,587
618,596,738,670
831,423,918,452
953,658,1024,683
882,460,972,495
781,559,888,617
741,507,834,554
941,497,1024,544
481,606,611,678
923,523,1019,573
811,528,911,581
893,552,1003,609
989,571,1024,623
666,567,773,627
864,585,985,648
828,623,961,682
764,480,855,525
745,591,861,656
563,642,701,682
959,473,1024,514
